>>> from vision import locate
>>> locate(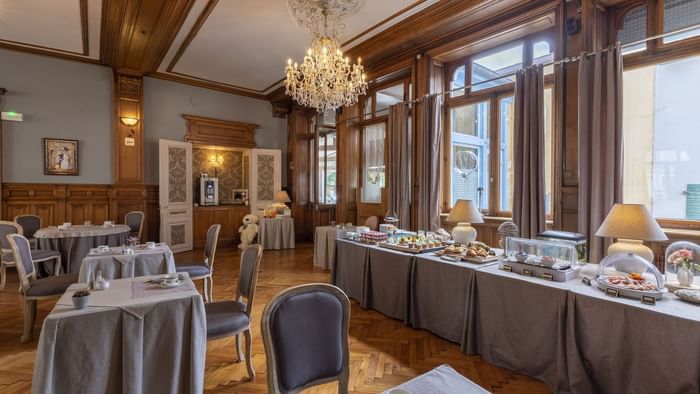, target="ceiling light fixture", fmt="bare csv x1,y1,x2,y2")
284,0,367,113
